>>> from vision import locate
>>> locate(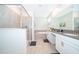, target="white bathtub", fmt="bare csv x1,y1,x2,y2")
0,28,27,54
